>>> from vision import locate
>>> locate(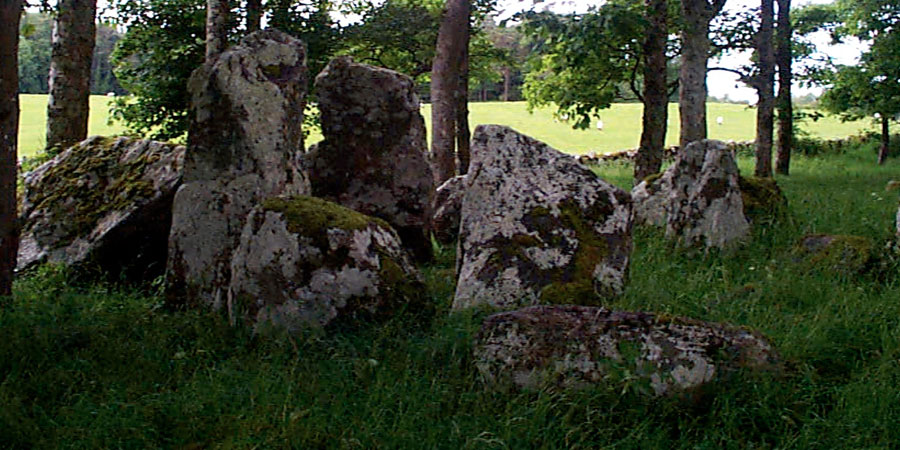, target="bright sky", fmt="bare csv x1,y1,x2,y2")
497,0,861,102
